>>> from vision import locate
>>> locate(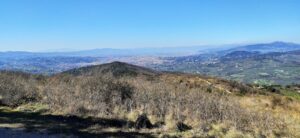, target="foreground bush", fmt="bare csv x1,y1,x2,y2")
0,71,42,107
41,73,286,137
